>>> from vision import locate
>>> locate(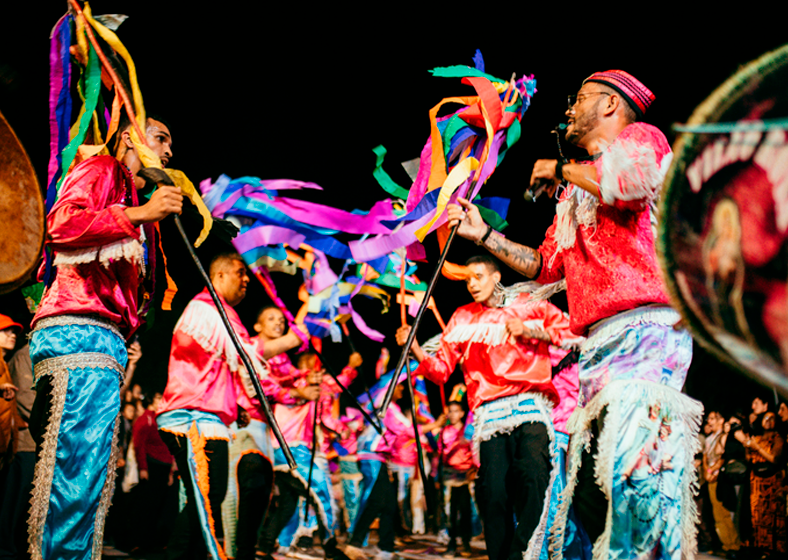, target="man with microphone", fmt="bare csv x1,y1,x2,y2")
447,70,701,560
